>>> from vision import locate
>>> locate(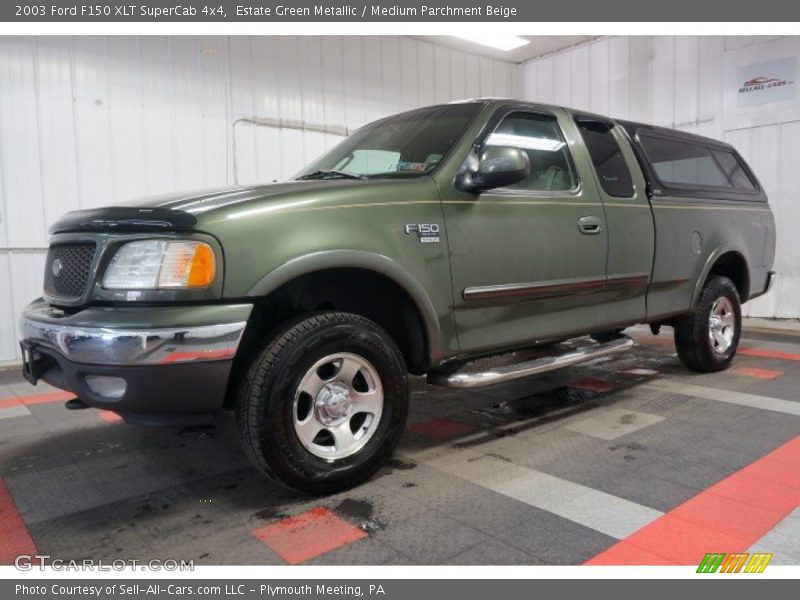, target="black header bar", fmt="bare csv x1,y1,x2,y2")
3,0,800,22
